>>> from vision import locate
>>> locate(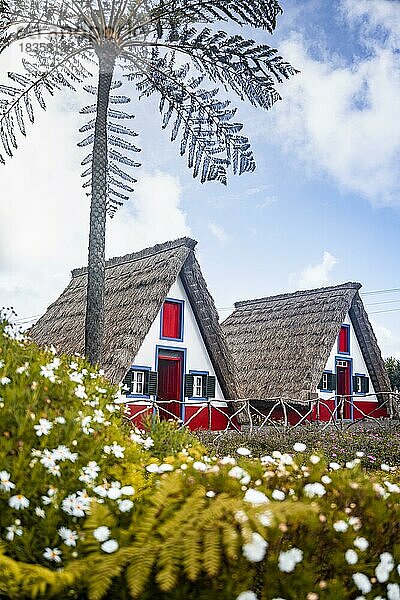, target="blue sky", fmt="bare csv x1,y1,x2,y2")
1,0,400,356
